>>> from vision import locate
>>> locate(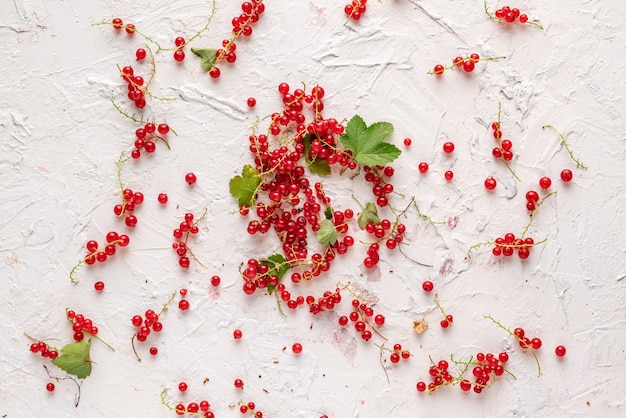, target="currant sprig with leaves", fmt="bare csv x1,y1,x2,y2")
542,125,588,169
483,315,541,377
